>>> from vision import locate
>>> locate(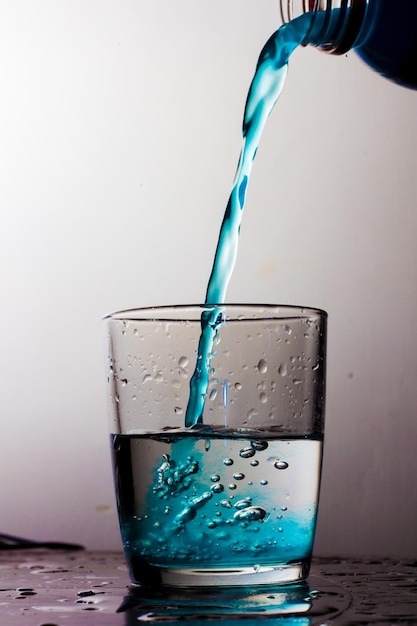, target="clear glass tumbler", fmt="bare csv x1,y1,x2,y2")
104,304,327,588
